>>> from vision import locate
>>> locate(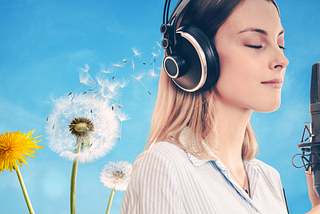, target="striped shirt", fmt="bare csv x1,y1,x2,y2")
121,138,288,213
